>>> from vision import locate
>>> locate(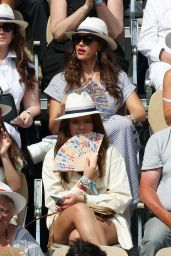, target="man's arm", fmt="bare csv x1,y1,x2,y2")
1,0,15,8
140,169,171,228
